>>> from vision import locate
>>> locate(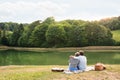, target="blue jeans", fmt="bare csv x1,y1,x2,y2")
69,67,78,71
